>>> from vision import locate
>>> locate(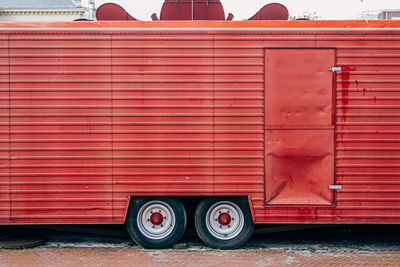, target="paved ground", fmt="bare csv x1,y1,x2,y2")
0,225,399,266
